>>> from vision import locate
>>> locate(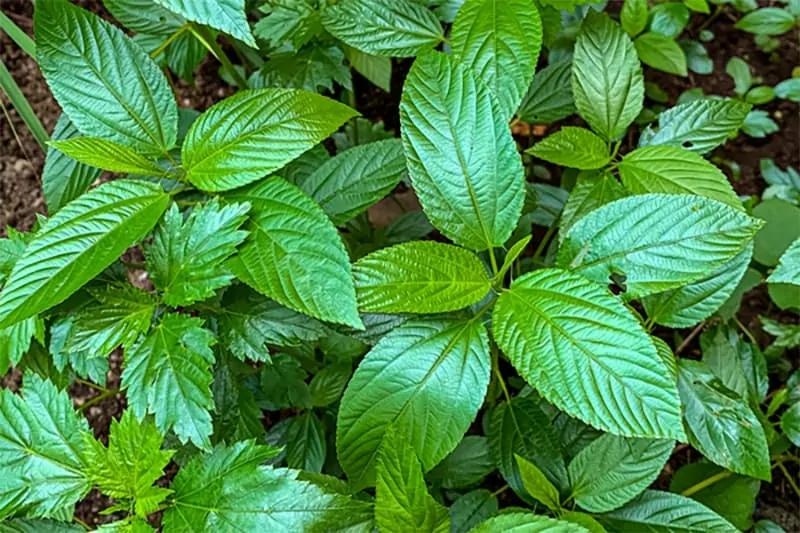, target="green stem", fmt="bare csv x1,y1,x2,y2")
488,247,499,276
0,12,35,57
0,59,48,150
531,216,559,266
189,24,249,88
78,389,120,412
734,316,759,346
491,484,509,498
72,516,91,531
680,470,731,497
150,25,188,60
777,462,800,499
491,344,512,405
75,378,108,393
